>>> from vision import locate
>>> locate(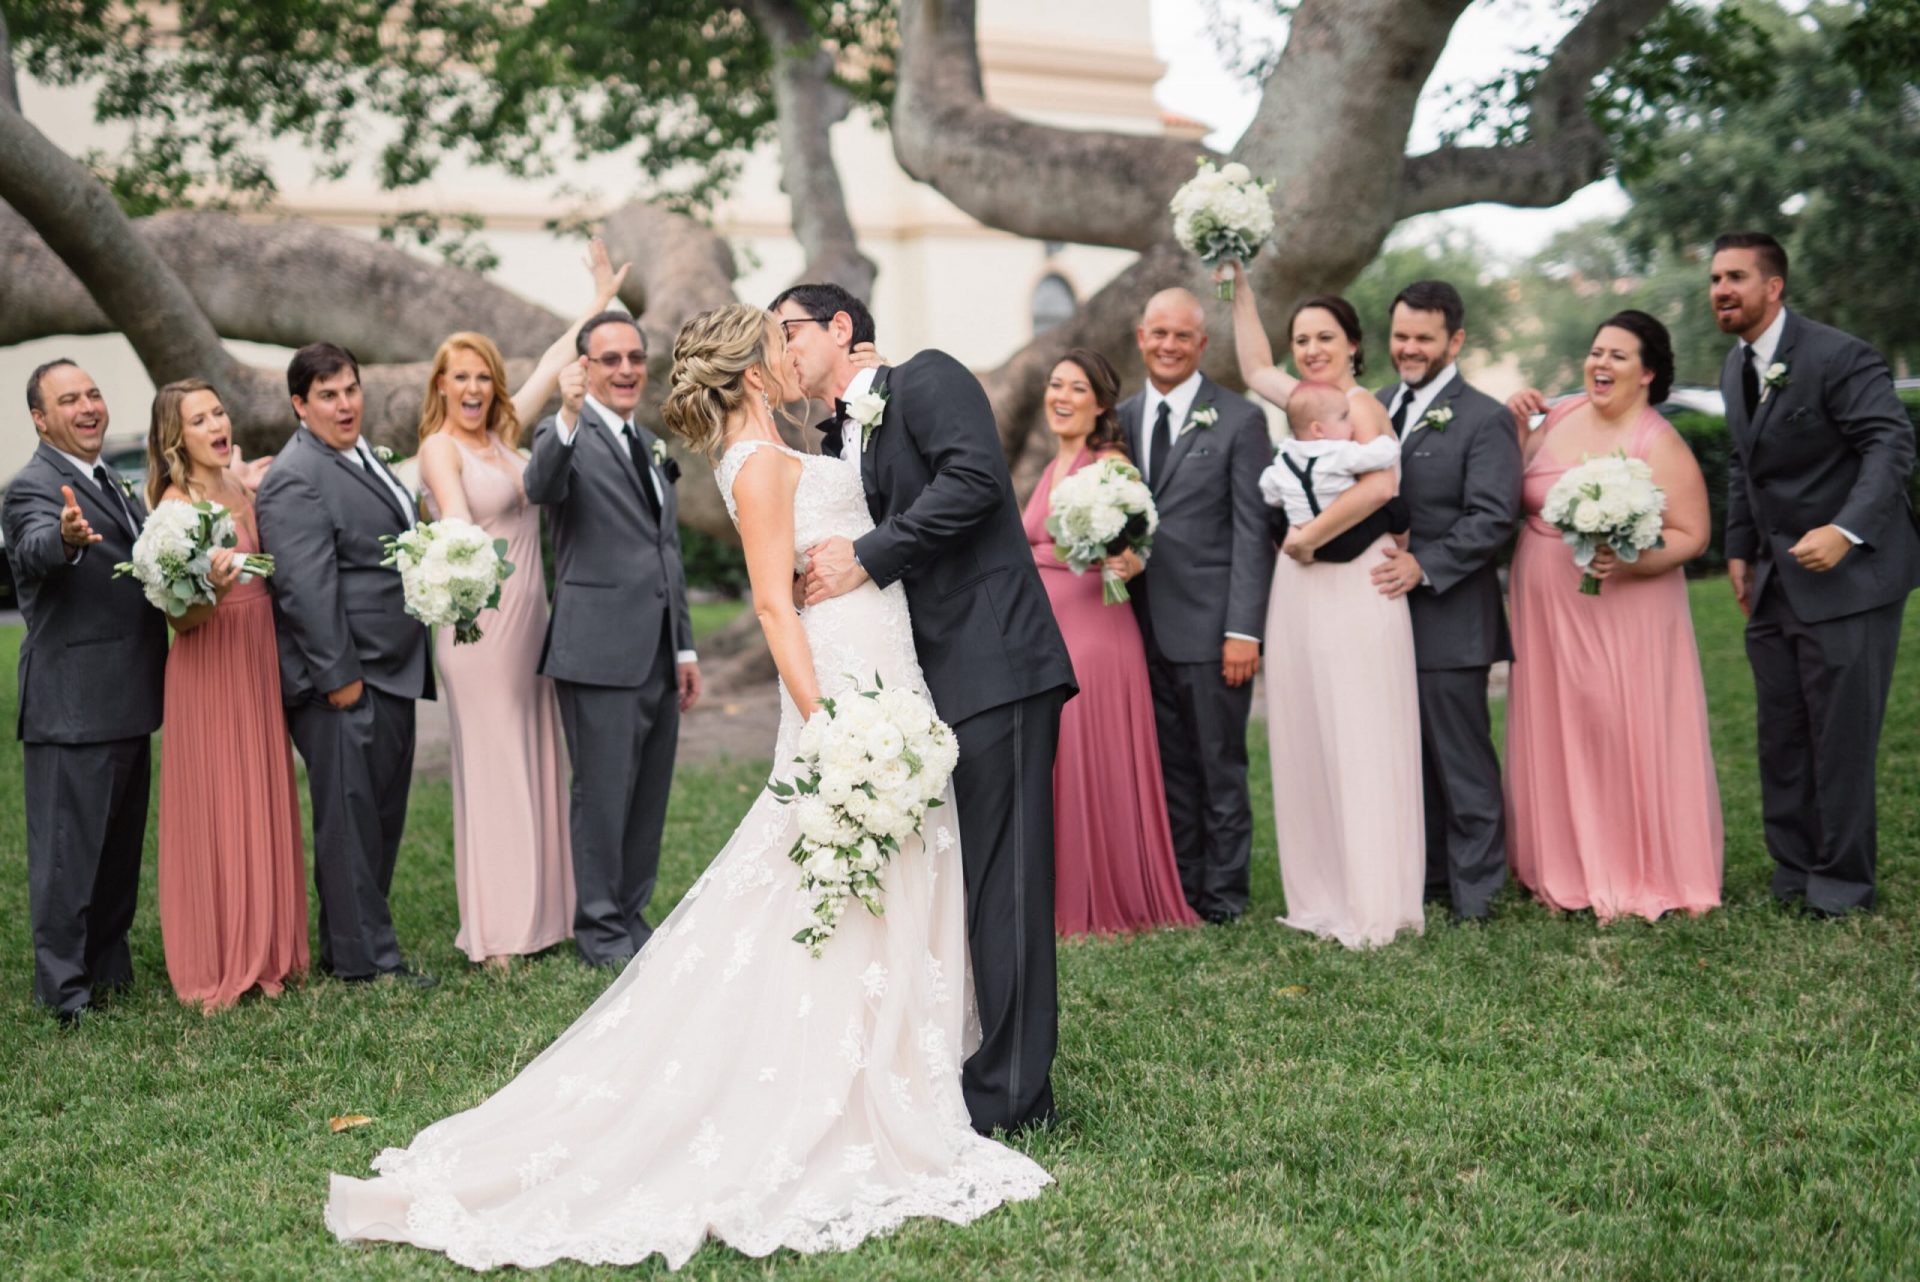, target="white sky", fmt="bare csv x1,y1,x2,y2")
1148,0,1629,261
